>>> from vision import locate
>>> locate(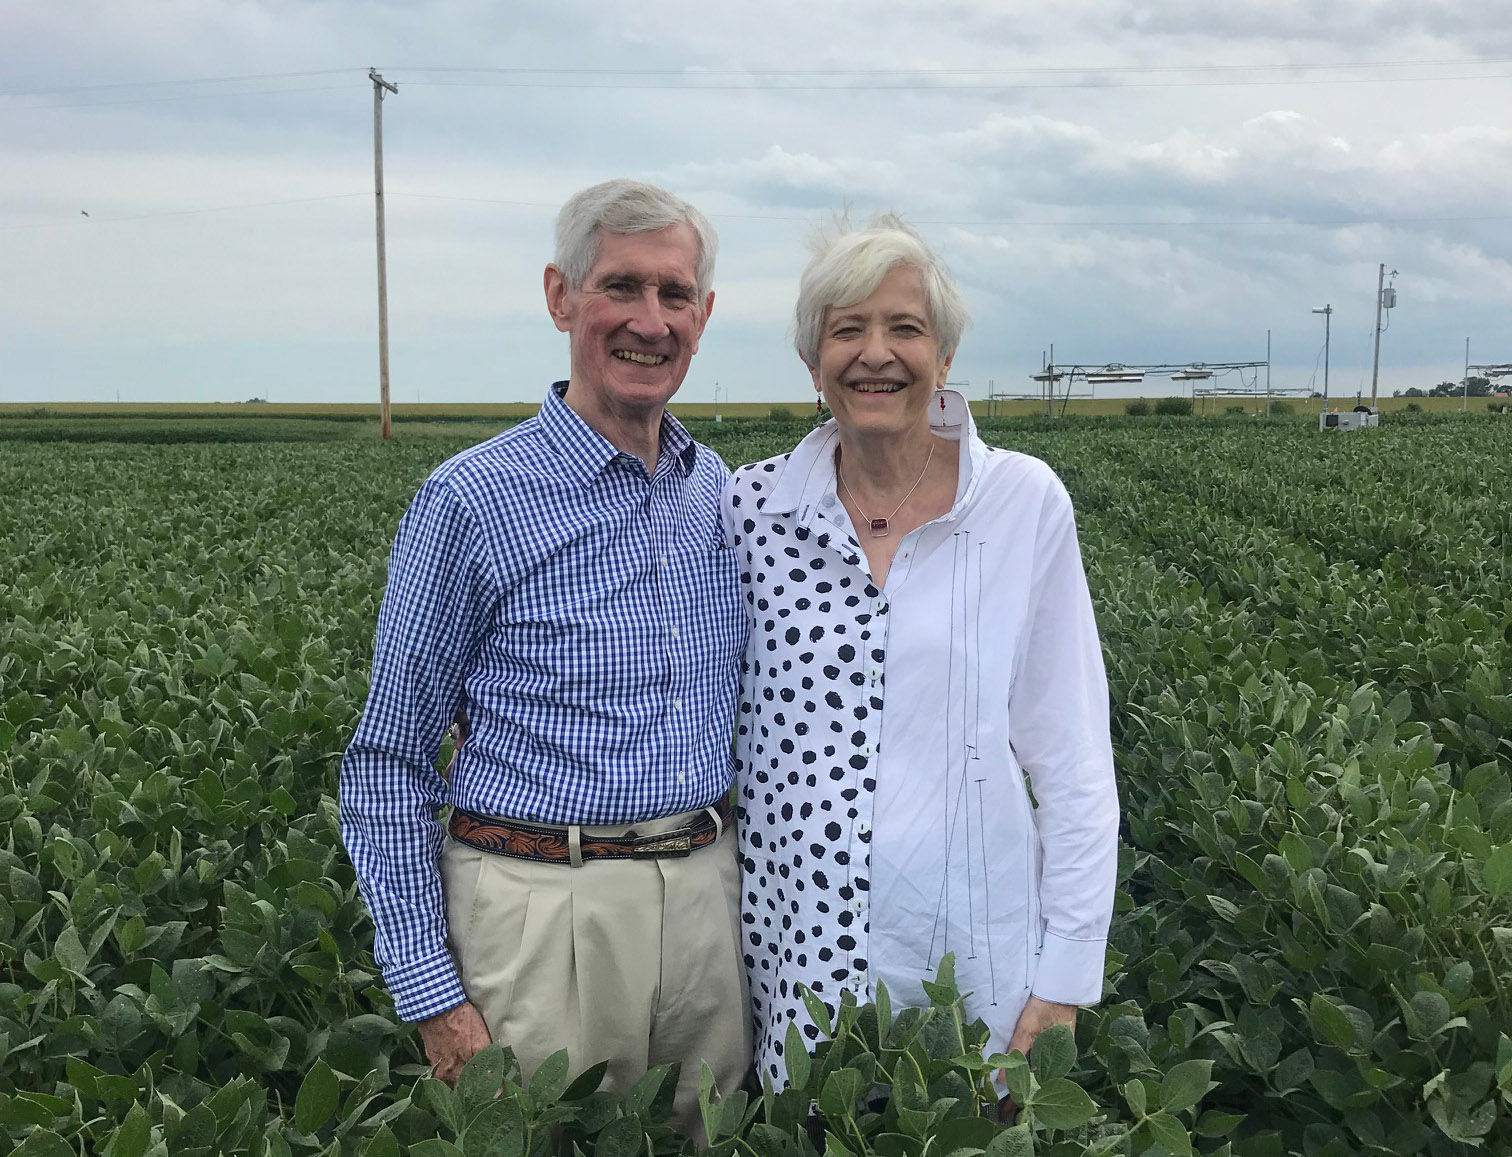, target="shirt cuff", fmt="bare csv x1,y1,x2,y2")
1029,930,1107,1006
384,950,469,1022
